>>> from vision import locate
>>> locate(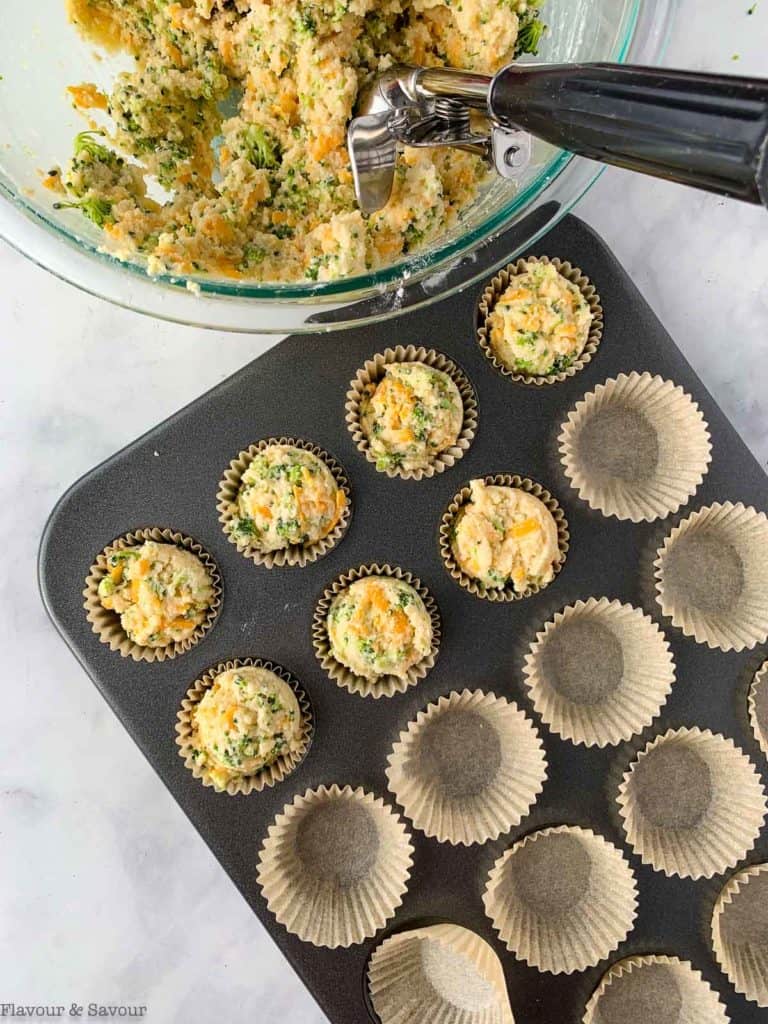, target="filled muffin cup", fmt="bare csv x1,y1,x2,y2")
175,657,314,796
83,527,222,663
386,689,548,845
559,372,712,523
439,474,569,603
617,727,767,880
345,344,478,480
711,862,768,1008
583,954,729,1024
312,564,441,698
217,436,352,568
482,824,638,975
368,923,515,1024
256,784,414,949
523,598,676,748
748,659,768,758
477,256,603,387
